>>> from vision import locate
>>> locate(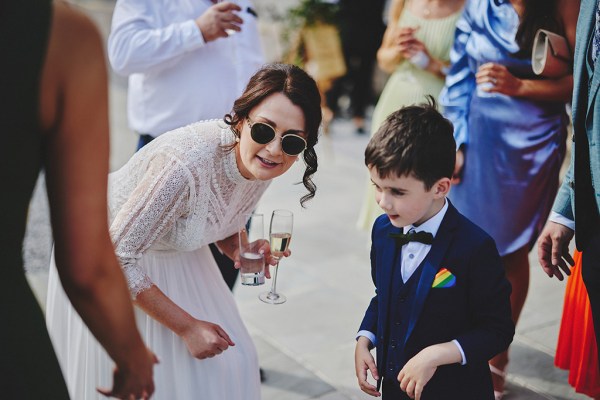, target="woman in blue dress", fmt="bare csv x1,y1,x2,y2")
441,0,578,398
